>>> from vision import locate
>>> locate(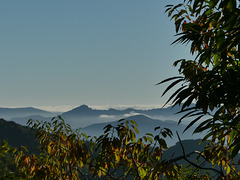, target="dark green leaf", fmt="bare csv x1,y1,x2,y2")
183,115,204,133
